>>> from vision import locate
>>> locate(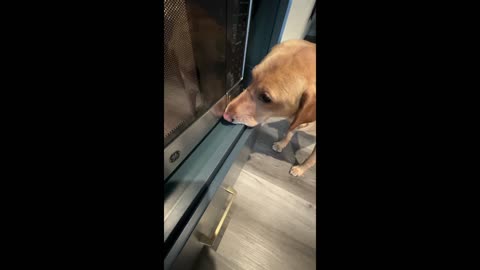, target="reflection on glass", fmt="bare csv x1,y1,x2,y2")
164,0,227,147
